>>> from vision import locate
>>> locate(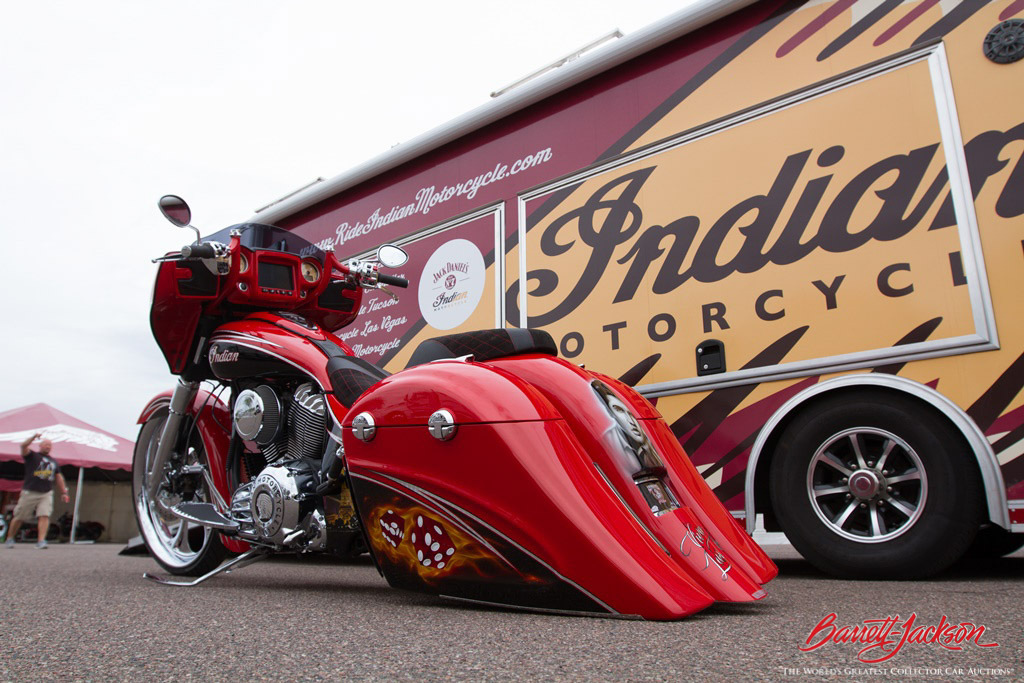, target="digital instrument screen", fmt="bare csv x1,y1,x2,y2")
258,262,294,290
